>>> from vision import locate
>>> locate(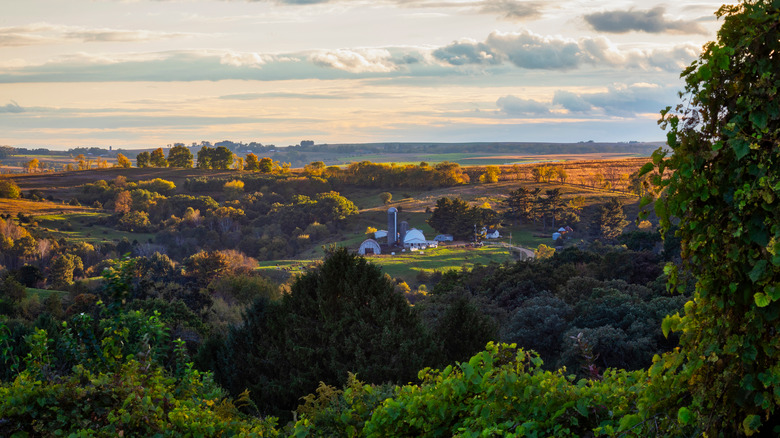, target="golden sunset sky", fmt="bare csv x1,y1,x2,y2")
1,0,728,149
